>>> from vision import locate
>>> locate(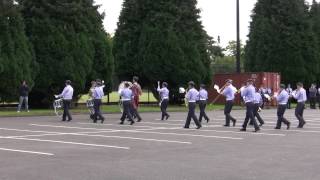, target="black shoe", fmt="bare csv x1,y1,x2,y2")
206,118,210,123
287,122,290,130
130,120,135,125
224,124,230,127
119,121,124,125
101,119,105,124
67,119,72,122
166,115,170,120
184,127,189,129
93,120,97,123
240,128,246,131
274,127,281,129
259,123,264,127
137,119,142,122
61,119,66,121
196,126,202,129
301,121,306,128
253,128,260,132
